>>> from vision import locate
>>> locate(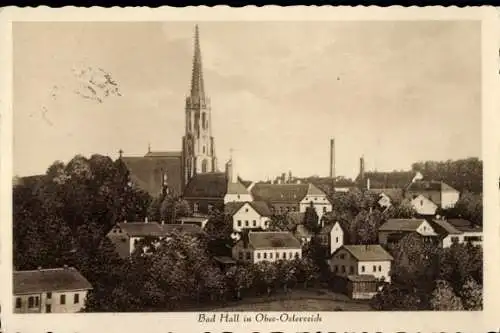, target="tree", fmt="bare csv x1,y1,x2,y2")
430,280,464,311
204,209,234,257
276,260,297,293
370,284,422,310
389,233,441,307
293,257,319,288
438,243,482,292
268,214,292,231
383,198,416,219
253,261,278,296
303,202,319,233
349,209,383,244
225,265,254,299
459,277,482,310
452,191,483,226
